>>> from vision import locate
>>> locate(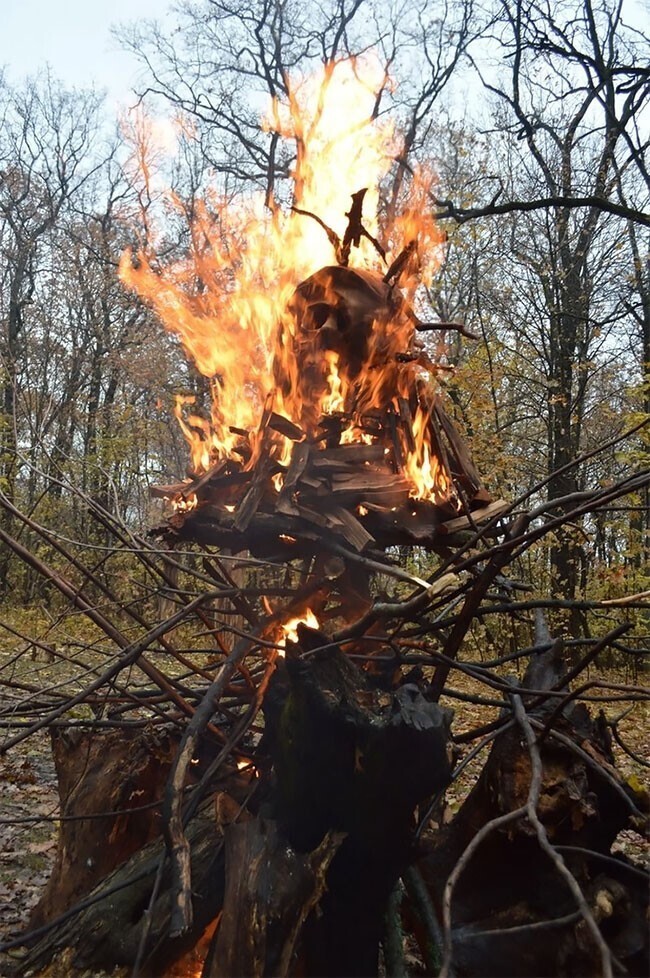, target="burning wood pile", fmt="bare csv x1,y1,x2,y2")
116,65,506,563
150,256,505,560
1,58,647,978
